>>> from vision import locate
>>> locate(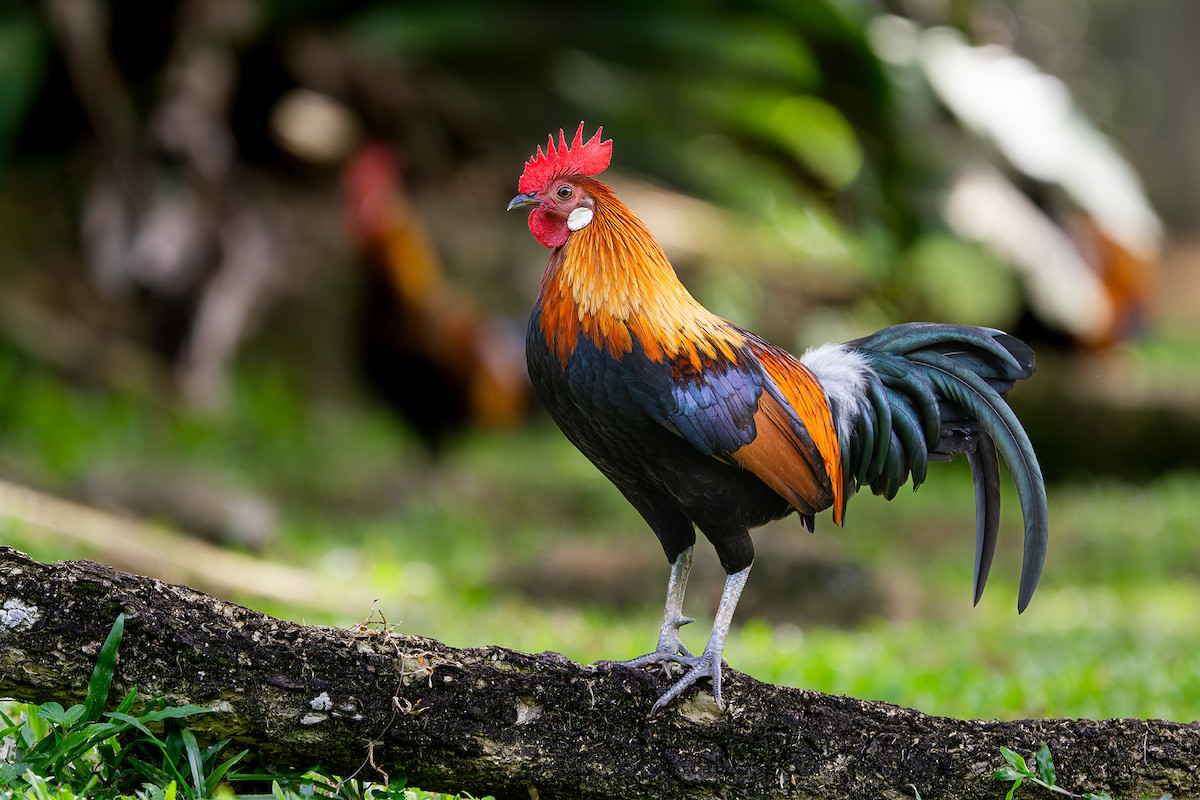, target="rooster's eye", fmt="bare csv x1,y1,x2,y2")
556,185,573,199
